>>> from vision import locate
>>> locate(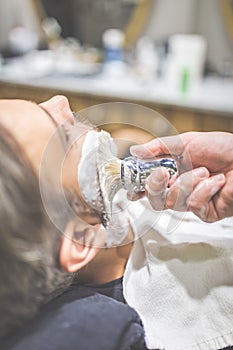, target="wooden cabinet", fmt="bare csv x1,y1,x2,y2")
0,80,233,134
